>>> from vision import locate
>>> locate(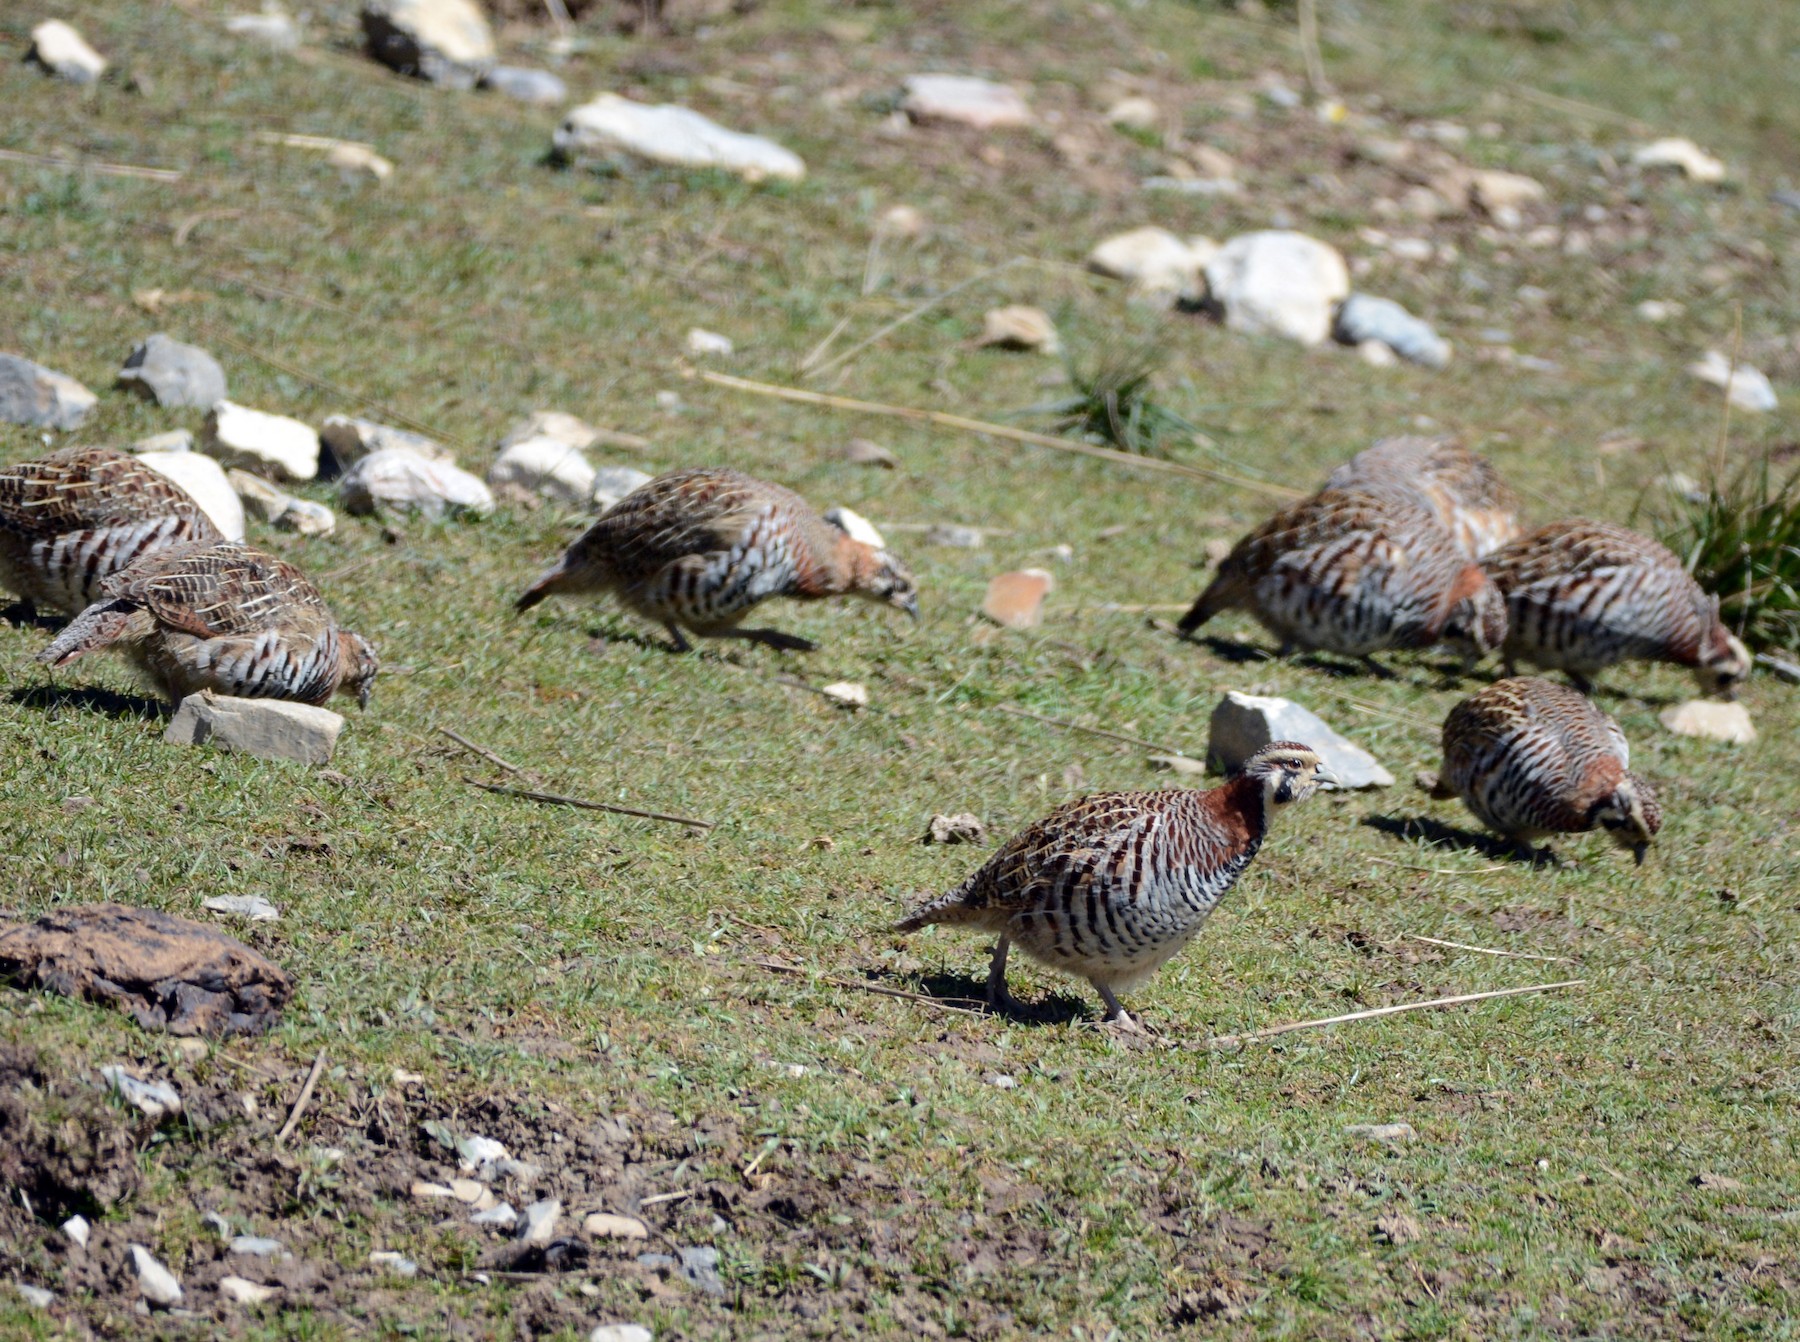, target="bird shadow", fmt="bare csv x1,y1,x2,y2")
583,622,683,657
1361,813,1554,867
1182,634,1275,665
2,602,62,633
886,967,1093,1027
10,683,168,723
